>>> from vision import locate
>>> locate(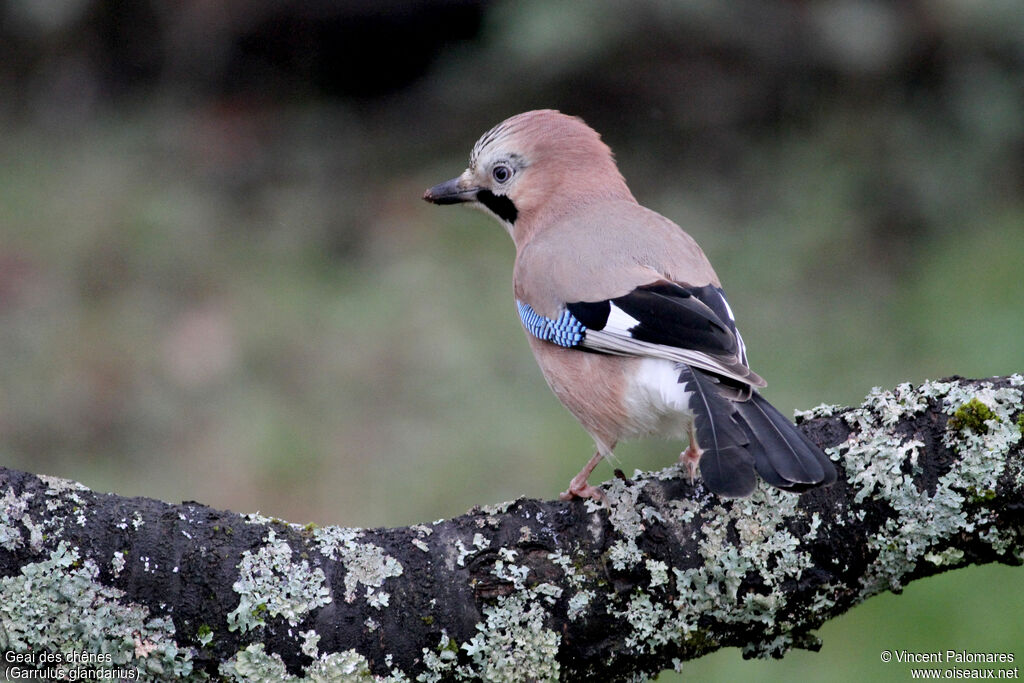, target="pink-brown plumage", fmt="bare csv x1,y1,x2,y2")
424,110,836,500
